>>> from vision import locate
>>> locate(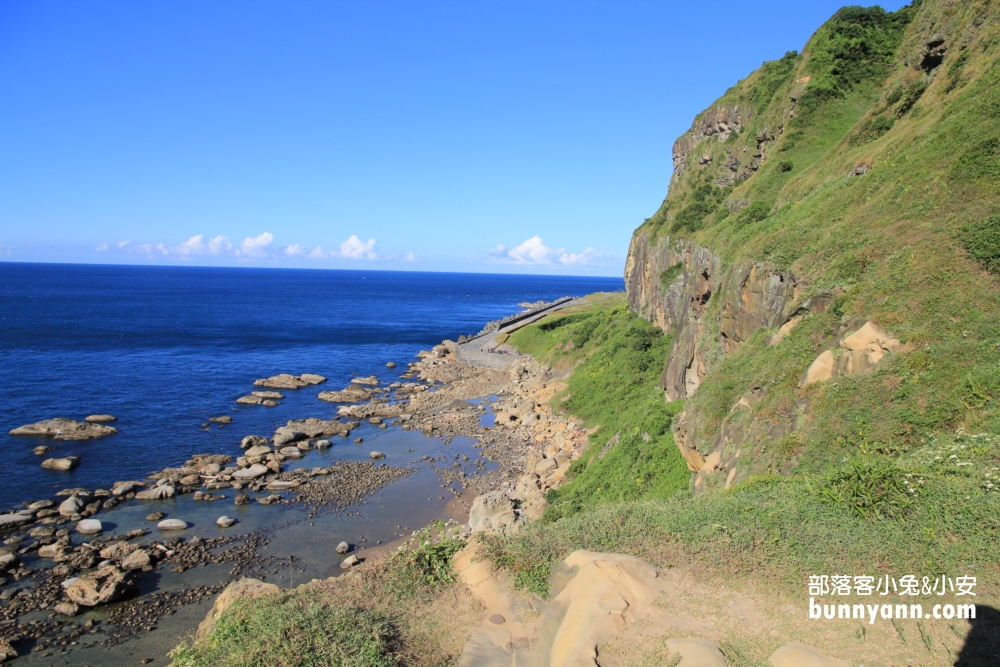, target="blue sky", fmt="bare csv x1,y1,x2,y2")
0,1,907,275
